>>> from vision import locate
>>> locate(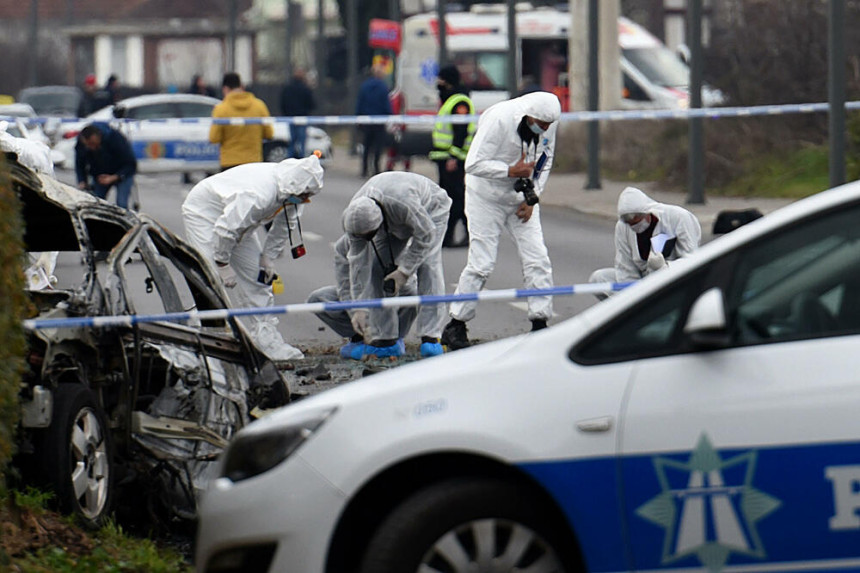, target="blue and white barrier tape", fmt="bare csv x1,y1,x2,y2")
23,281,633,331
5,100,860,128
